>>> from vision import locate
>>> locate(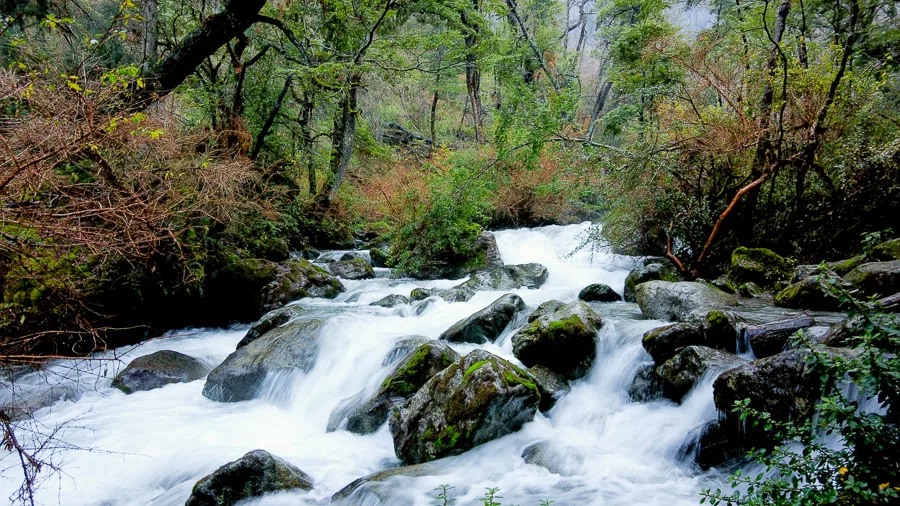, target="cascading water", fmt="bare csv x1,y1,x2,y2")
1,223,729,505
